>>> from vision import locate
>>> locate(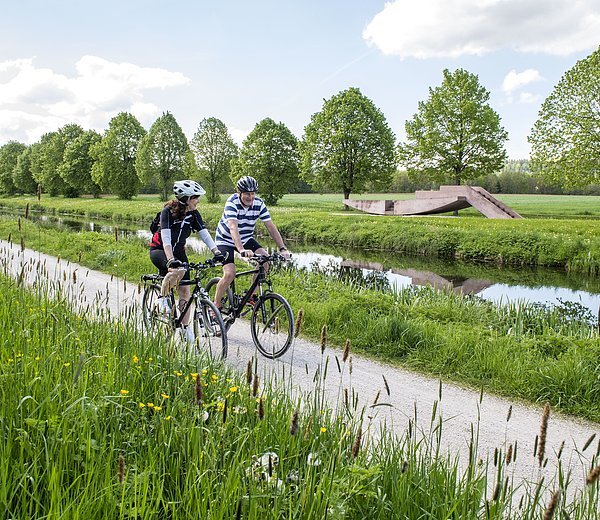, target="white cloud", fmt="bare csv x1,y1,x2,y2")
363,0,600,59
229,126,251,145
0,56,191,144
501,69,543,93
518,92,541,104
